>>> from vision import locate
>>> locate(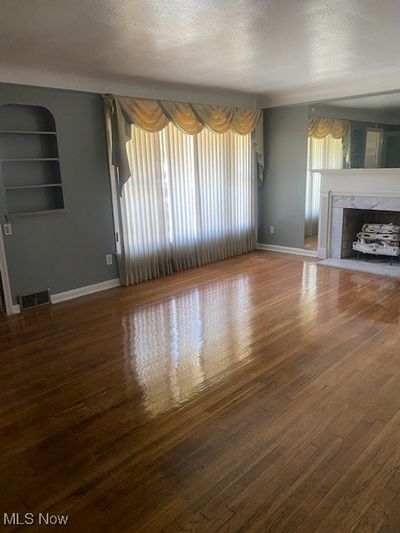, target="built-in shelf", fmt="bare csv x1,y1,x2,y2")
7,208,66,220
1,157,59,162
0,104,64,218
0,130,56,135
5,184,62,190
